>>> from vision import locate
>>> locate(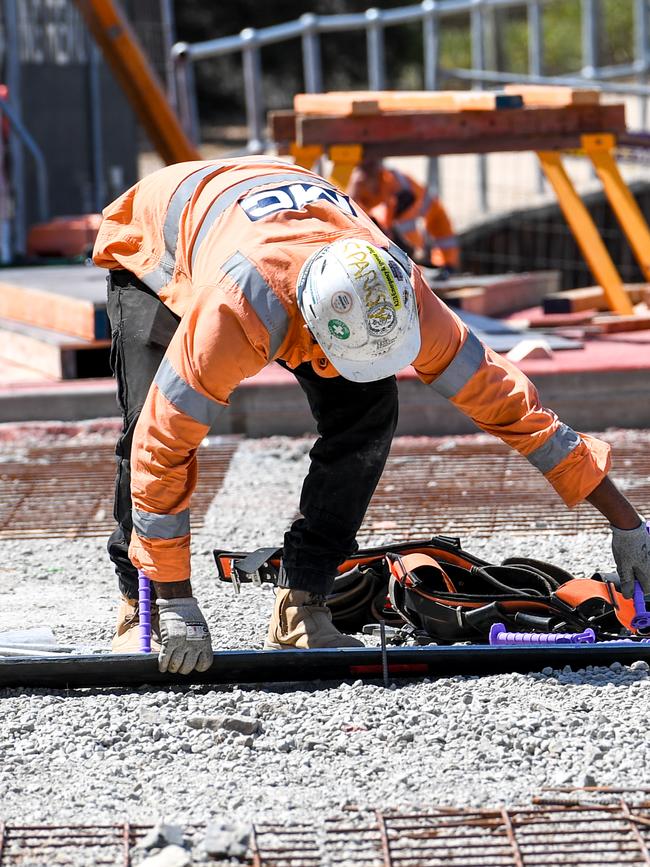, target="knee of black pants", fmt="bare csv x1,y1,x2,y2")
282,374,399,593
356,376,399,441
